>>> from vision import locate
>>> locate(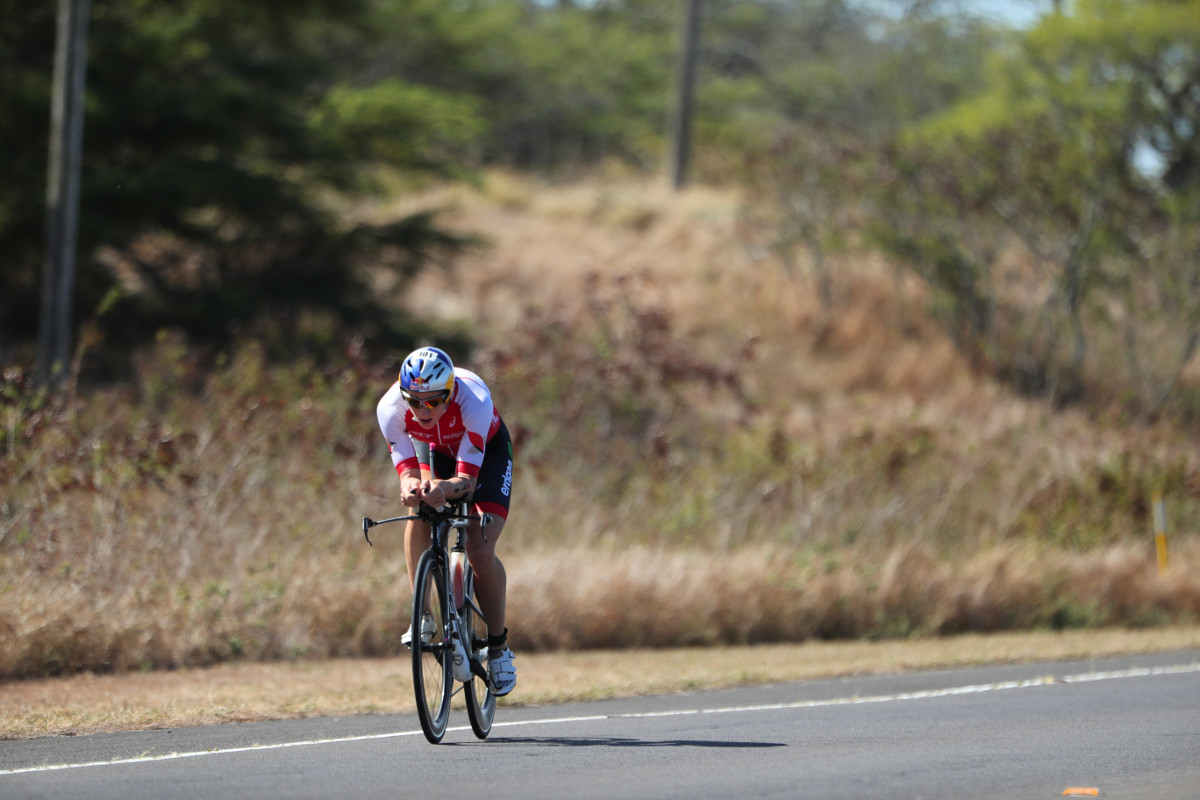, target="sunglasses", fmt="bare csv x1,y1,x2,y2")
401,390,450,410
